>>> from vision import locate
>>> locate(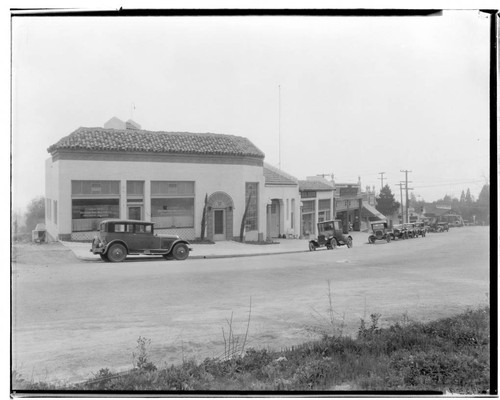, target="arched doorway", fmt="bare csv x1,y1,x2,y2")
207,192,234,241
